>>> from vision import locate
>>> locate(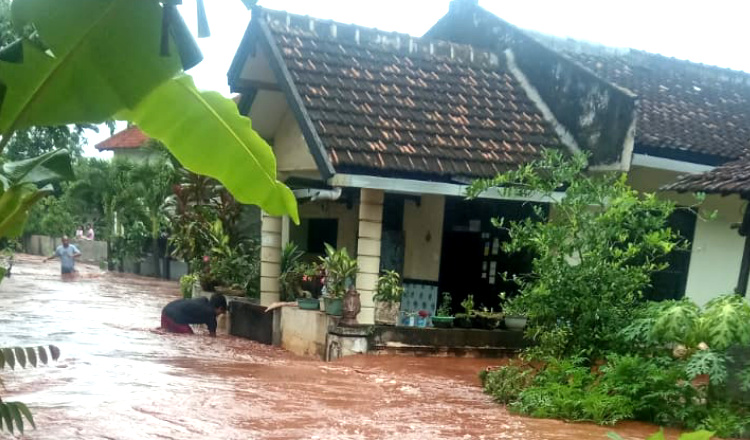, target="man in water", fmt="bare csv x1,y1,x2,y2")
161,293,227,337
44,236,81,274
